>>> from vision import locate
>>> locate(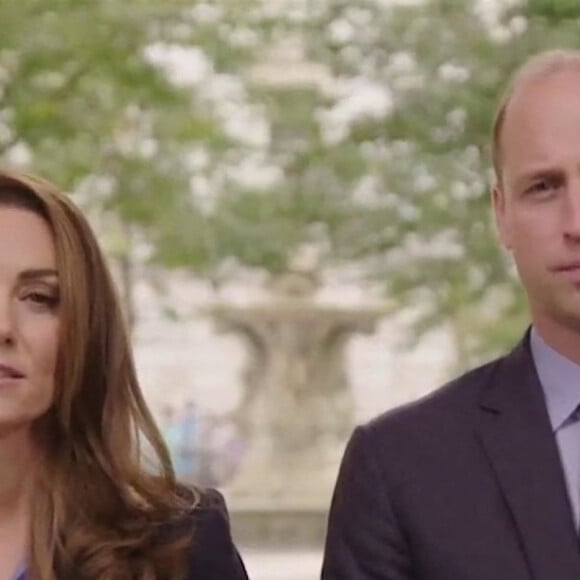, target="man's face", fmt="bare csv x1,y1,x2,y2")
494,69,580,330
